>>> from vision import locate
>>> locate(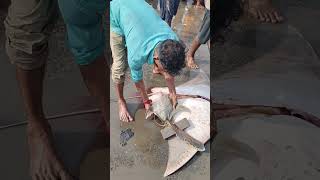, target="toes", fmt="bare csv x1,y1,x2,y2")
128,115,134,122
264,13,270,22
257,11,265,22
190,62,199,69
269,12,277,23
274,11,284,22
125,114,133,122
192,64,198,69
121,115,129,122
60,171,74,180
187,60,198,69
44,172,56,180
127,113,134,122
251,9,259,19
119,114,125,122
41,167,54,180
42,170,53,180
31,173,40,180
